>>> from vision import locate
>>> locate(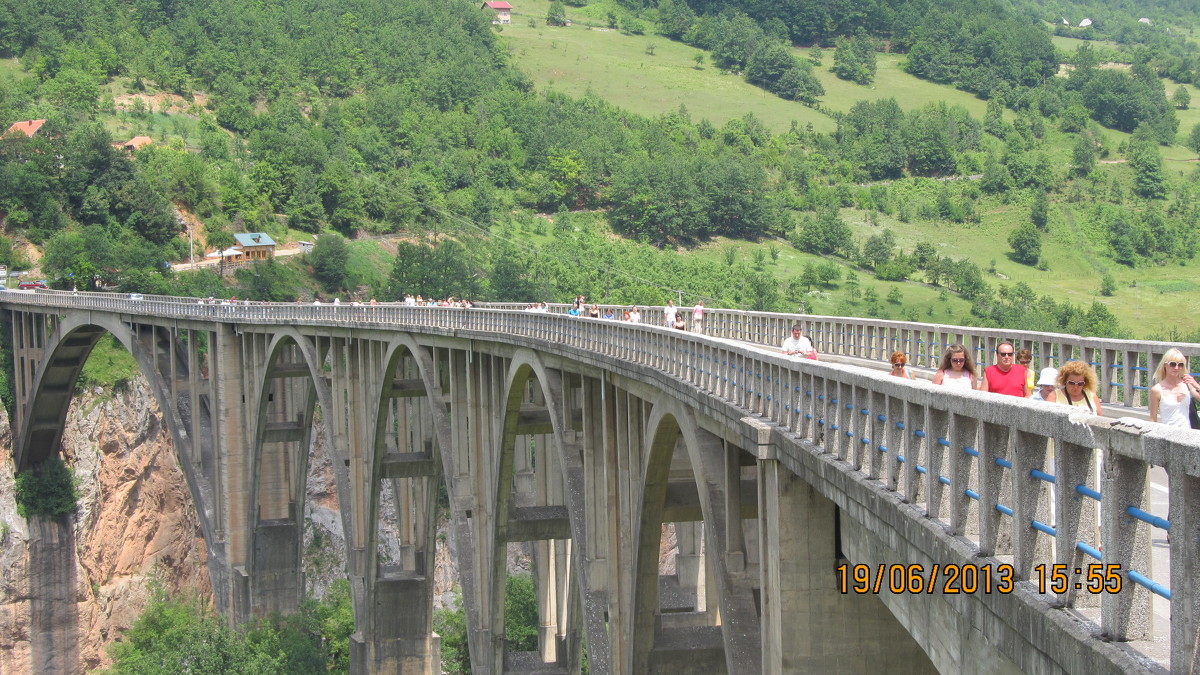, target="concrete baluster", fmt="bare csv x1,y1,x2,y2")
883,396,902,492
926,408,950,522
1053,441,1100,609
1120,348,1136,408
1011,430,1053,580
1169,468,1200,673
1101,347,1117,407
899,401,925,504
866,391,888,481
1100,449,1153,641
978,422,1011,557
948,413,979,539
849,384,869,472
832,380,851,461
